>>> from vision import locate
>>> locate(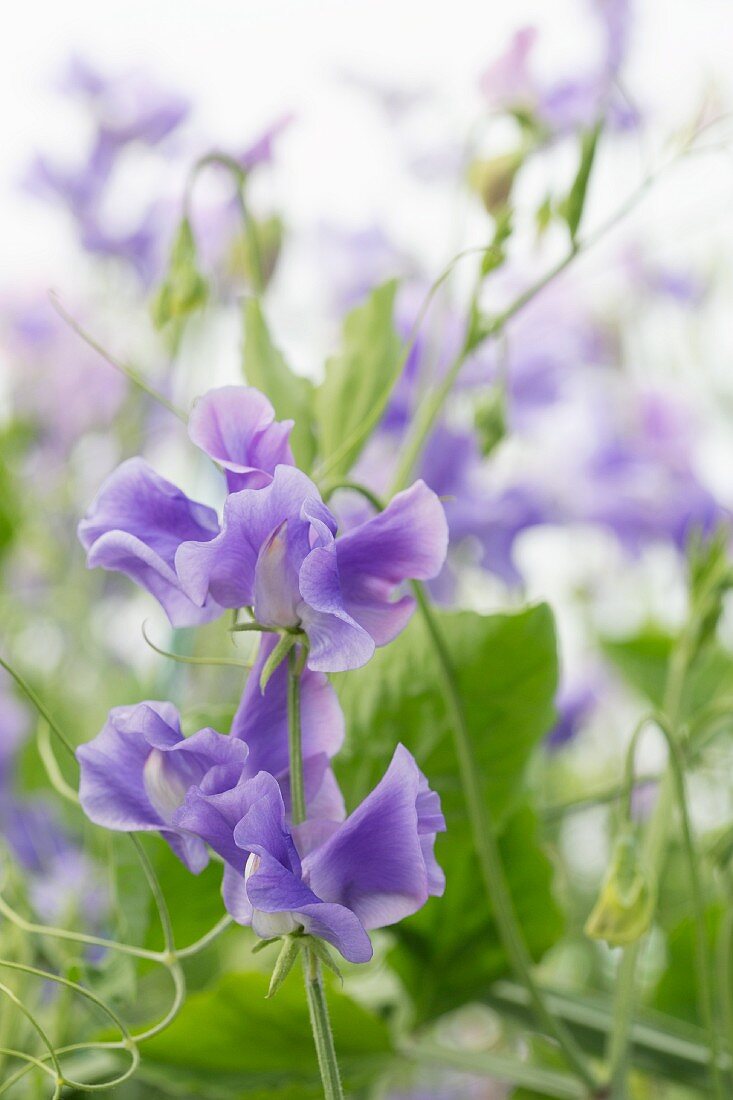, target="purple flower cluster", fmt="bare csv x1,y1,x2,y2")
79,386,448,671
25,57,290,285
77,384,448,960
